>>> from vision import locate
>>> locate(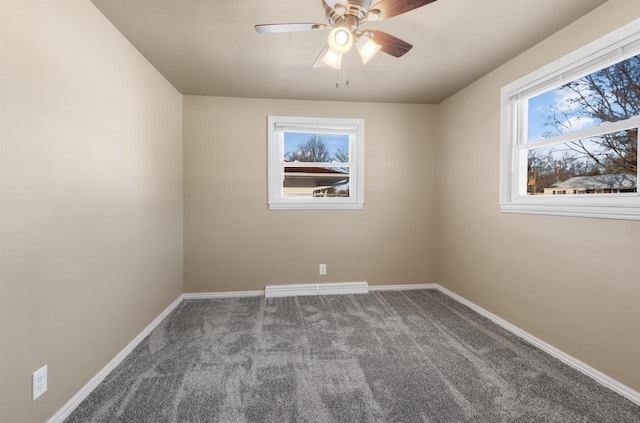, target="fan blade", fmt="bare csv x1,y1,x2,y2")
254,23,327,33
369,30,412,57
372,0,437,20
